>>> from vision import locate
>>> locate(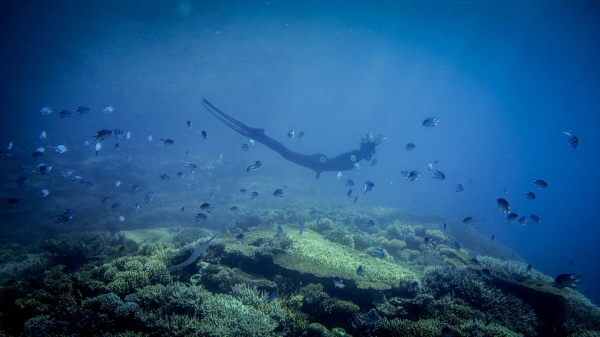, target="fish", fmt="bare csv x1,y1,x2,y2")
353,162,360,170
93,129,113,141
74,106,90,115
36,189,50,198
526,264,533,272
116,180,122,187
443,223,447,231
462,217,477,225
531,179,549,189
72,175,84,184
518,216,527,226
276,226,283,236
84,181,93,188
123,155,131,164
251,191,259,200
370,159,378,166
298,132,305,140
15,176,28,188
131,185,140,193
257,238,264,247
118,216,125,222
481,268,493,280
405,143,416,151
510,273,518,284
177,172,184,178
523,191,537,200
39,131,46,139
365,219,375,227
158,138,175,146
299,225,304,236
247,138,255,146
142,191,154,203
469,258,479,265
29,151,44,160
114,143,122,151
240,189,247,194
408,281,419,292
530,214,542,226
427,163,446,180
102,106,114,113
195,213,208,221
424,236,437,248
6,142,12,150
240,144,250,151
201,131,207,140
497,198,511,214
354,196,358,204
345,179,354,186
364,181,374,194
236,233,245,243
450,241,461,251
114,129,126,140
554,273,582,289
356,266,365,276
230,206,239,211
187,120,192,129
94,142,102,155
126,131,131,139
102,197,110,205
181,205,185,212
287,130,295,138
491,235,495,241
133,204,140,212
405,170,421,181
350,154,356,162
247,161,262,172
347,190,353,197
273,189,284,197
373,248,385,259
57,109,73,118
506,213,519,223
200,203,213,213
333,276,345,289
6,198,19,208
456,184,464,192
110,203,121,211
147,134,153,141
267,291,277,302
34,163,52,174
422,117,440,127
563,132,579,149
158,173,170,181
40,107,53,115
337,171,343,179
